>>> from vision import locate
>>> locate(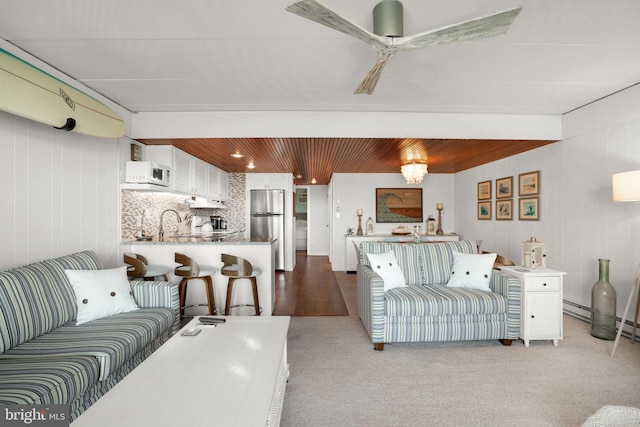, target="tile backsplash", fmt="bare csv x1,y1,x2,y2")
121,173,246,240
